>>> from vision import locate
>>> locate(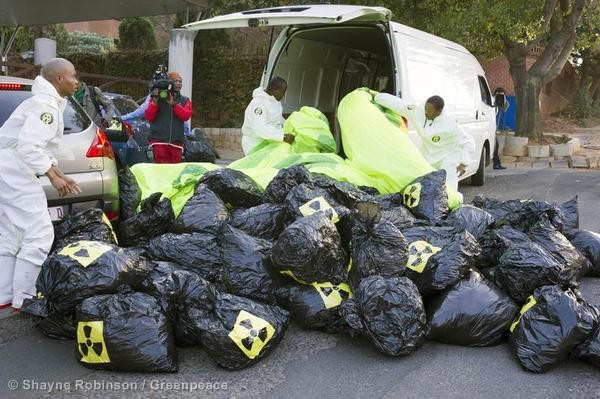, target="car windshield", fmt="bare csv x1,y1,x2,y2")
112,97,139,115
0,88,91,134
